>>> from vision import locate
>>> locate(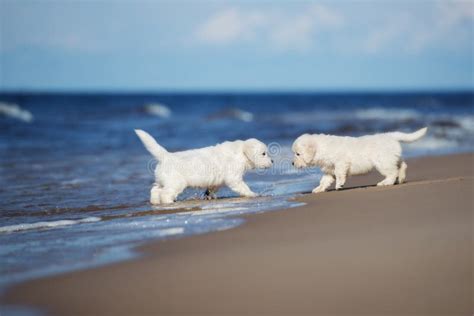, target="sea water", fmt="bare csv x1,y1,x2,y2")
0,92,473,289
